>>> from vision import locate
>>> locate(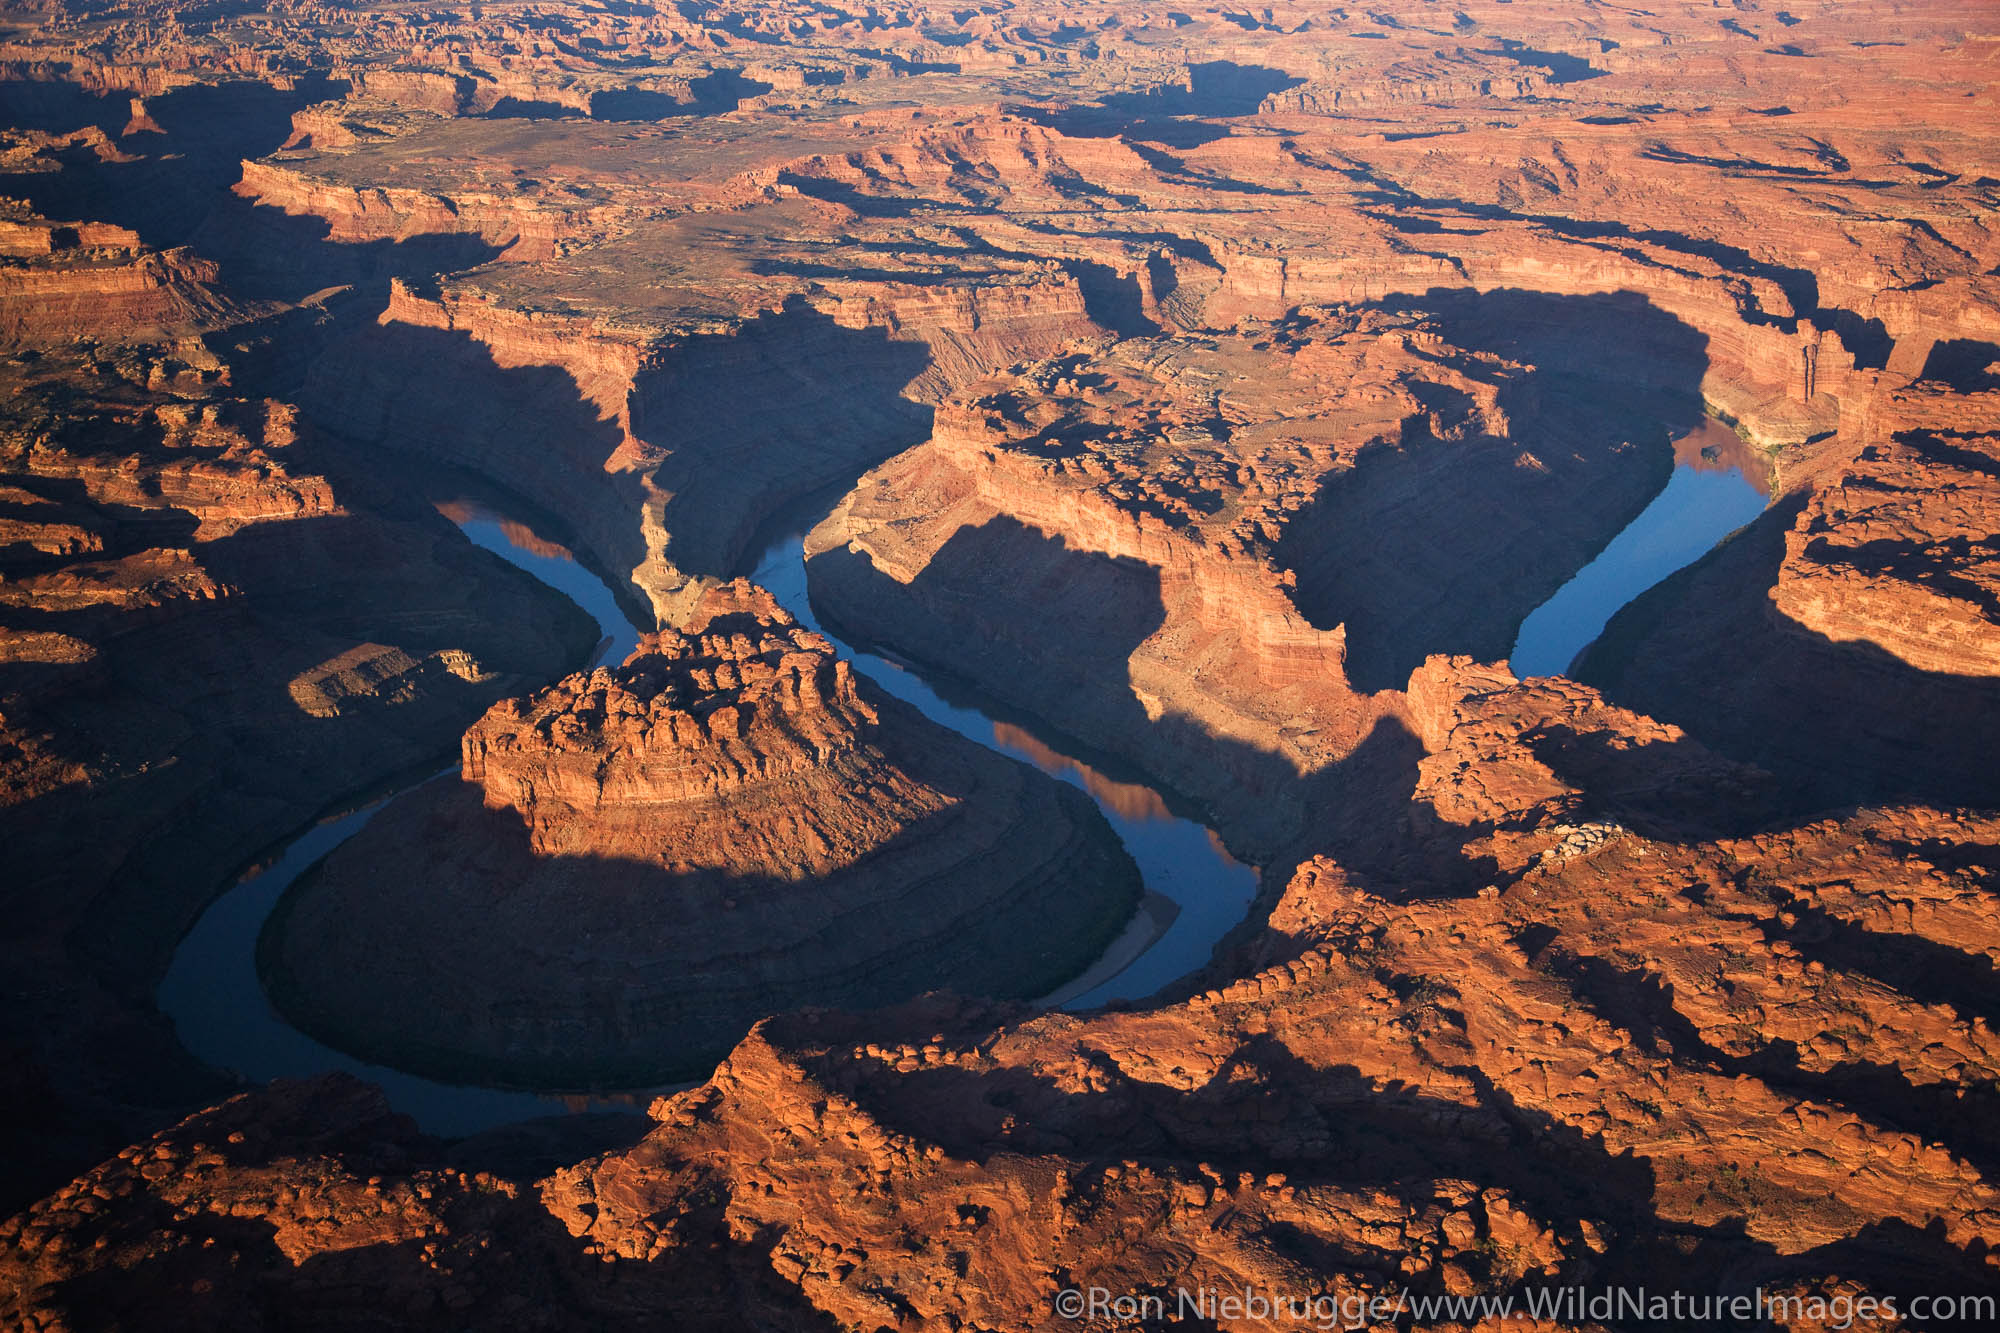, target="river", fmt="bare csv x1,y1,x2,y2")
161,444,1766,1137
1511,449,1767,678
